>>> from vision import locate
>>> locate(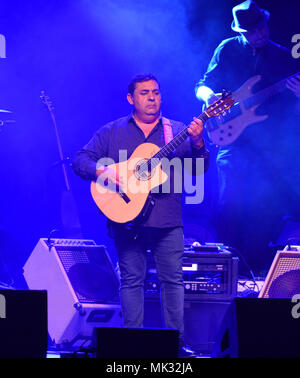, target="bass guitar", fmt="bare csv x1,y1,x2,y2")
205,71,300,146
